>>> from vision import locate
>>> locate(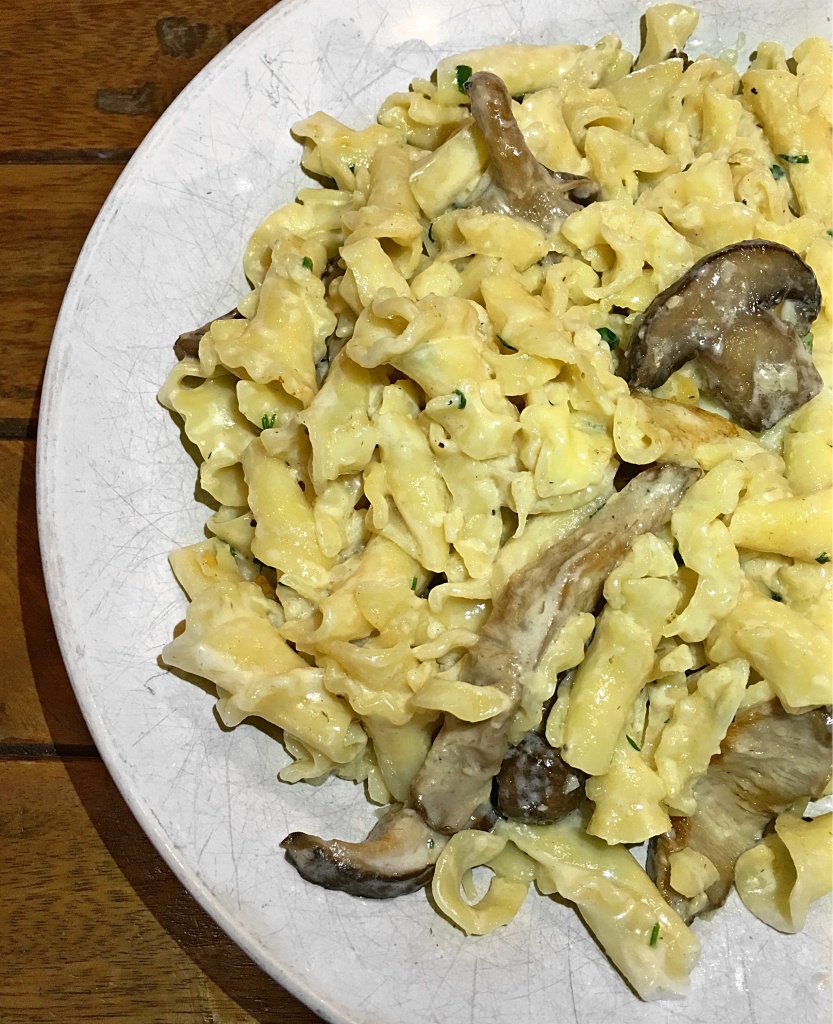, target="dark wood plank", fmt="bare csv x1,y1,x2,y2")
0,163,123,424
0,757,324,1023
0,0,276,152
0,440,94,749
